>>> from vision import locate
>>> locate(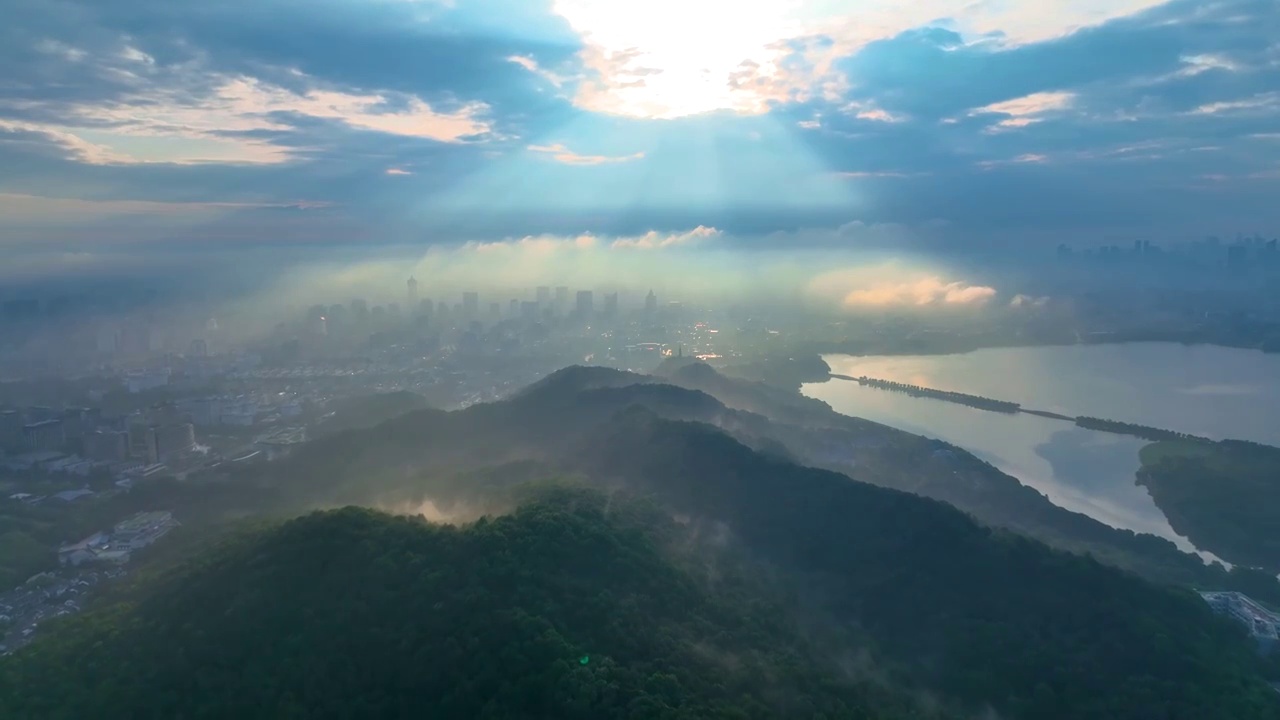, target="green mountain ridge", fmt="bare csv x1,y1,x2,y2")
7,365,1280,718
0,488,947,720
